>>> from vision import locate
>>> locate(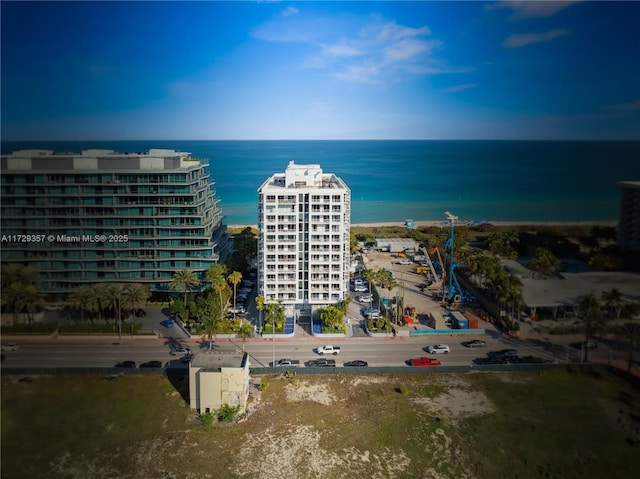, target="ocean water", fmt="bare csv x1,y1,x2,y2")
3,140,639,225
